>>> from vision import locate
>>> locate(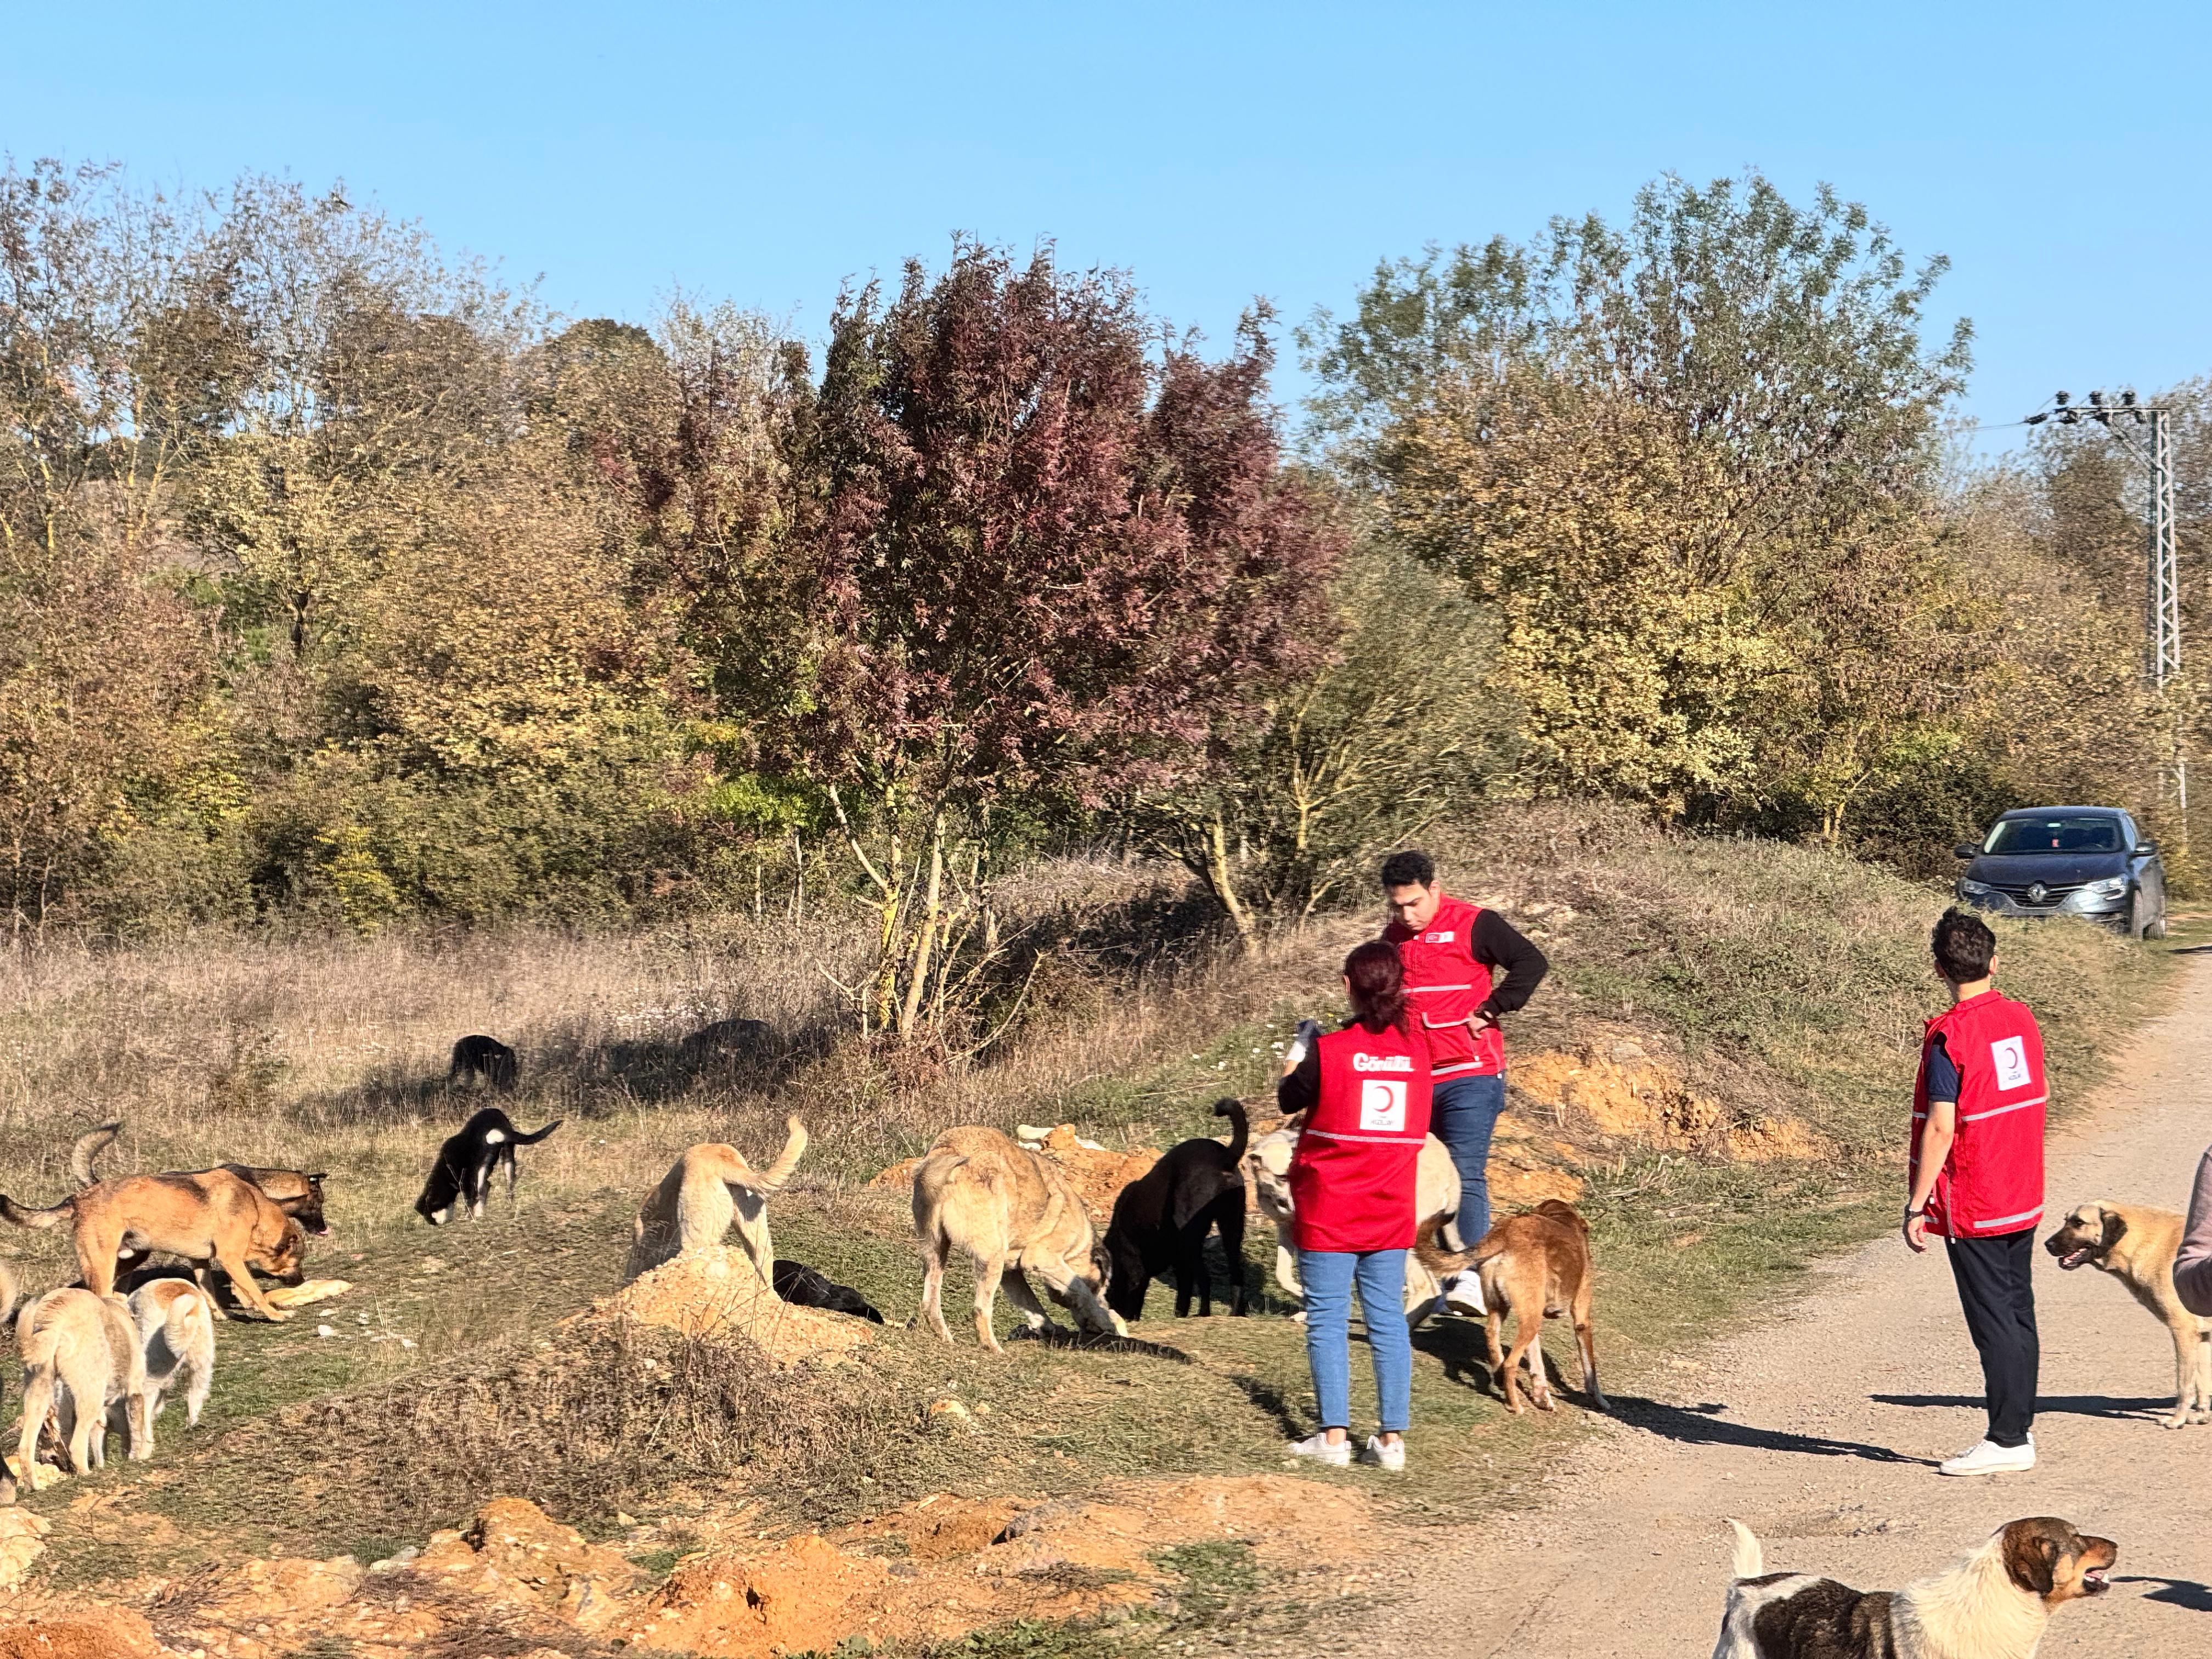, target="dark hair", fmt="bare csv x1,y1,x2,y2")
1932,907,1997,984
1380,849,1435,891
1344,940,1410,1036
